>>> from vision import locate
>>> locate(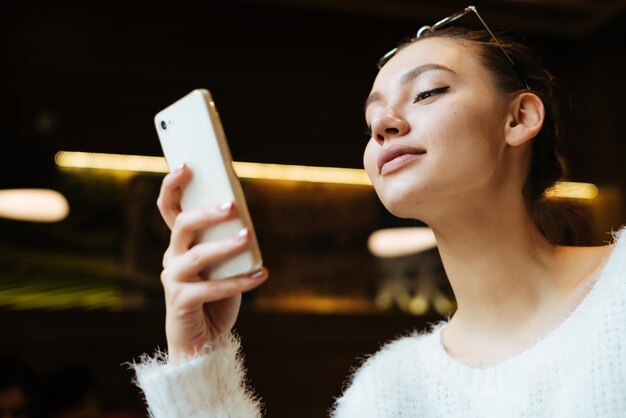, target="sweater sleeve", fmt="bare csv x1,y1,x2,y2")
130,333,262,418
